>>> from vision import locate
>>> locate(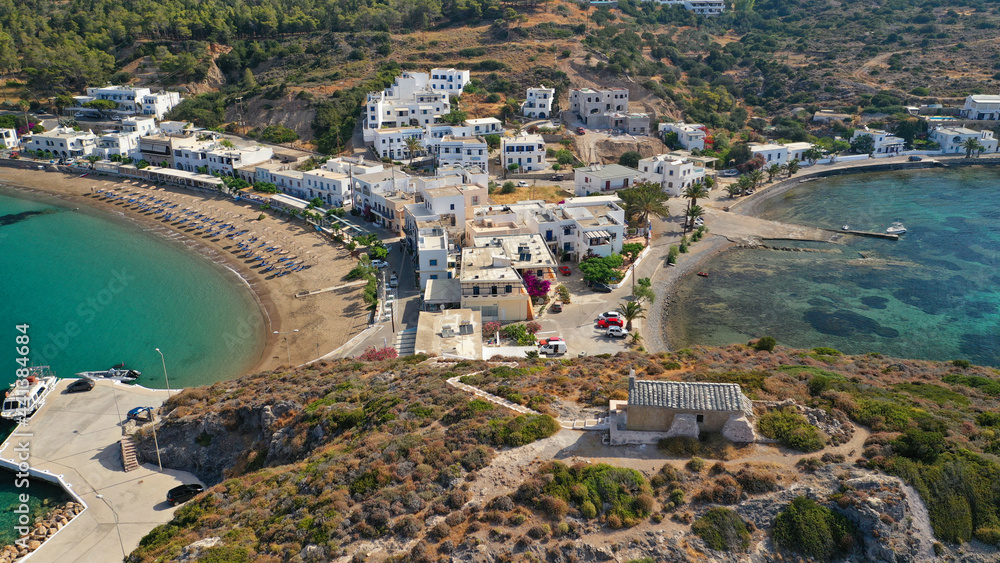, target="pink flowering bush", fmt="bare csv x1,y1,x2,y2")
525,322,541,335
522,273,551,300
483,321,502,340
358,346,399,361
